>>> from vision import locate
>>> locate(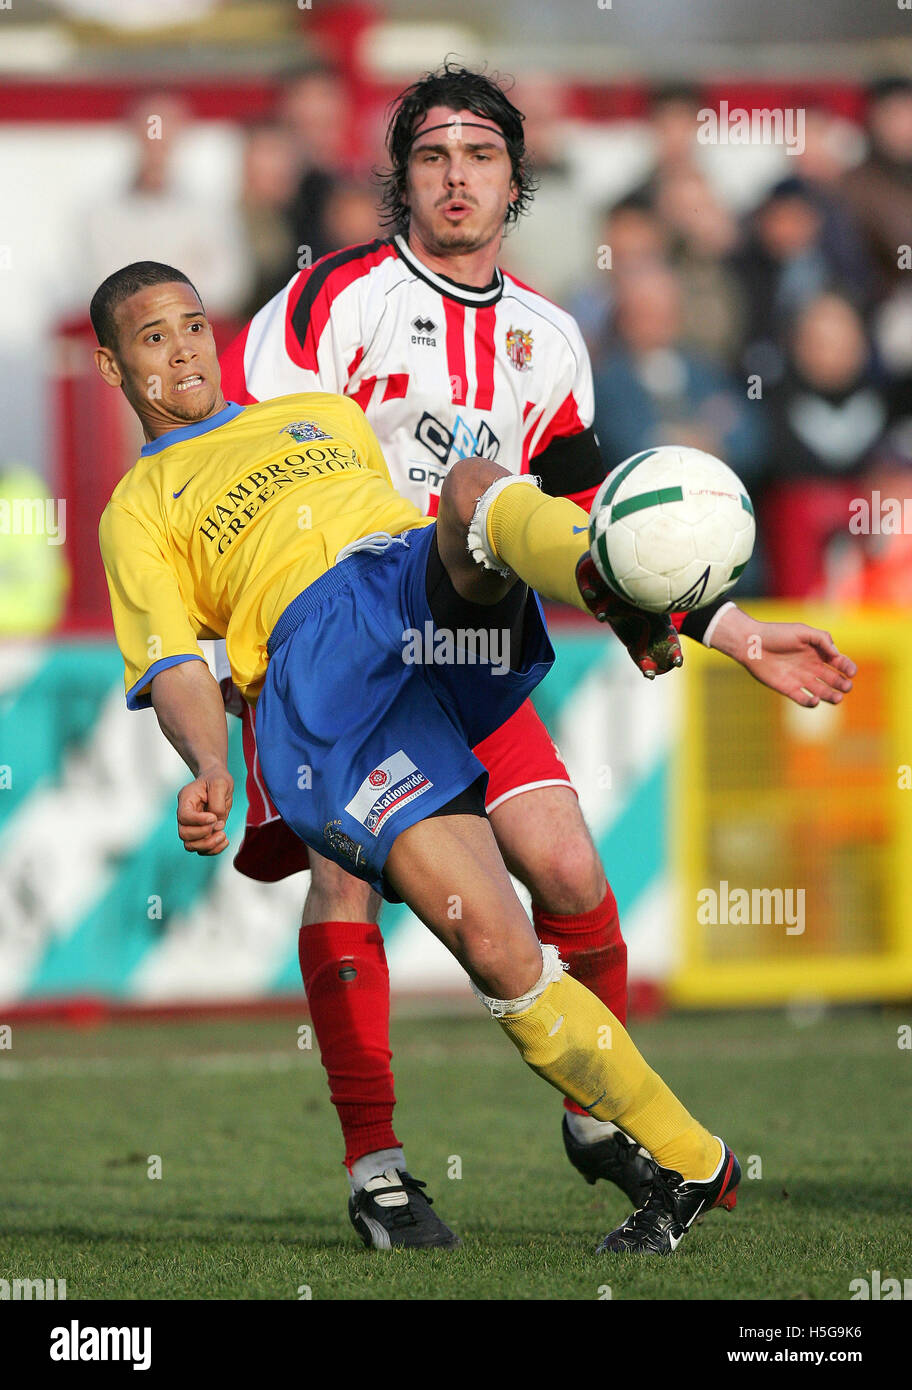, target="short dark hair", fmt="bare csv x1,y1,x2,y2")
867,74,912,106
608,192,658,218
649,82,703,112
90,260,200,350
277,59,341,89
378,61,537,235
